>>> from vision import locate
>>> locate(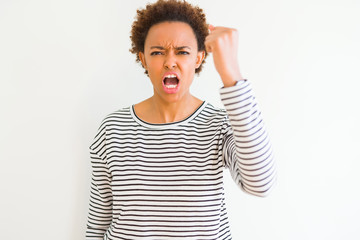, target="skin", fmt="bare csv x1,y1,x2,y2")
206,24,244,87
135,21,244,124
